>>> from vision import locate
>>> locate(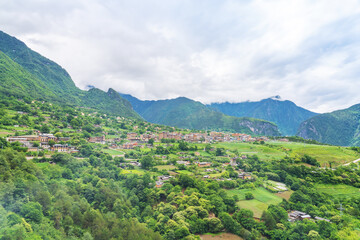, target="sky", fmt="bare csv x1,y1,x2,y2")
1,0,360,113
